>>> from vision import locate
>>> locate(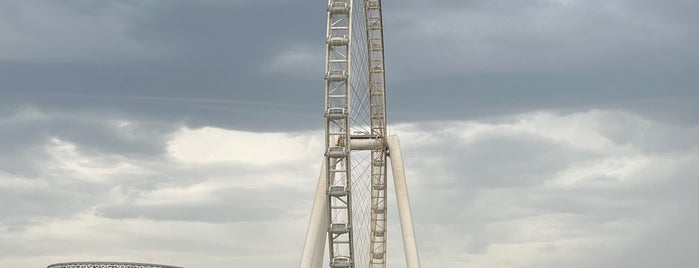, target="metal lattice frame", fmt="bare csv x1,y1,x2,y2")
302,1,420,268
365,1,388,267
47,262,183,268
324,0,355,265
324,0,389,267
